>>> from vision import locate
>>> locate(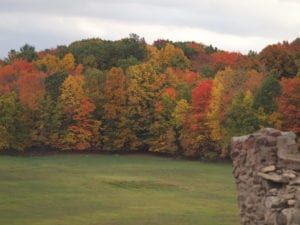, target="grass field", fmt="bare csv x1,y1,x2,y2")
0,154,239,225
